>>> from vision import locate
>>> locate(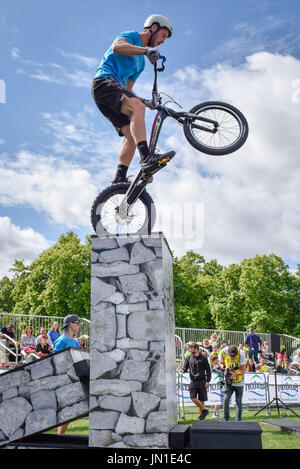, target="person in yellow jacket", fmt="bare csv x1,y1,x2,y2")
219,345,247,421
